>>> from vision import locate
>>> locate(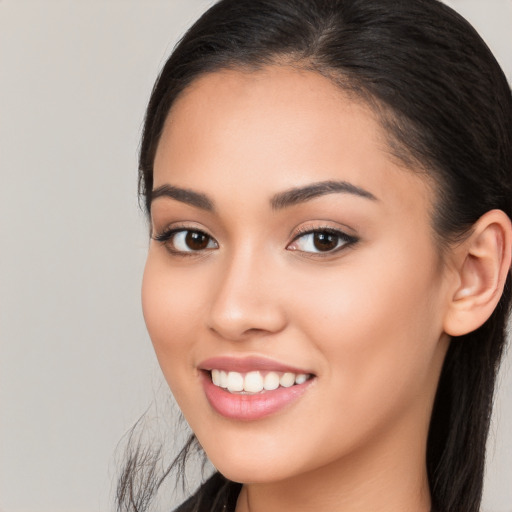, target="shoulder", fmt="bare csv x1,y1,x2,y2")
173,472,242,512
